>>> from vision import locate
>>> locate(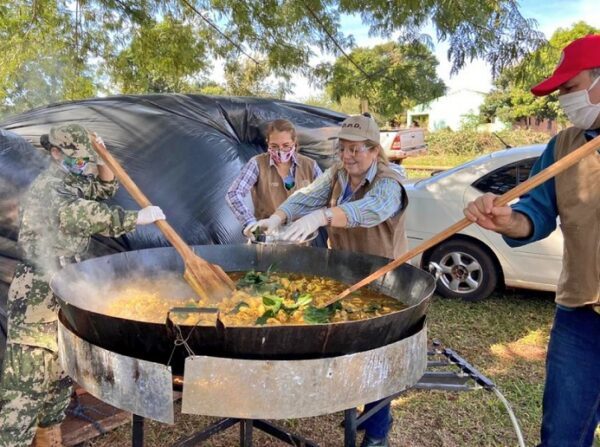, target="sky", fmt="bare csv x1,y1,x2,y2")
284,0,600,102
